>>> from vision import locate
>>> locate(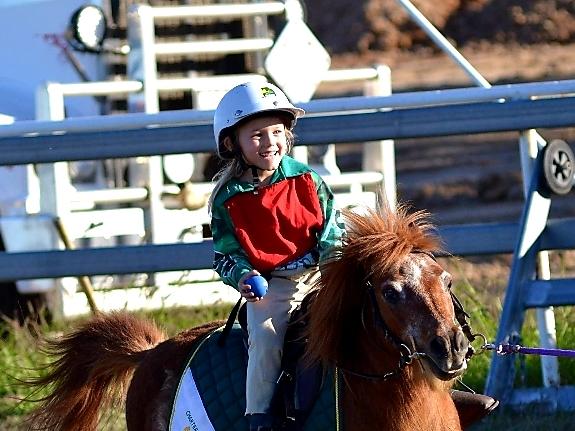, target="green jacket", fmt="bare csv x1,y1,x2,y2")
211,156,344,290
